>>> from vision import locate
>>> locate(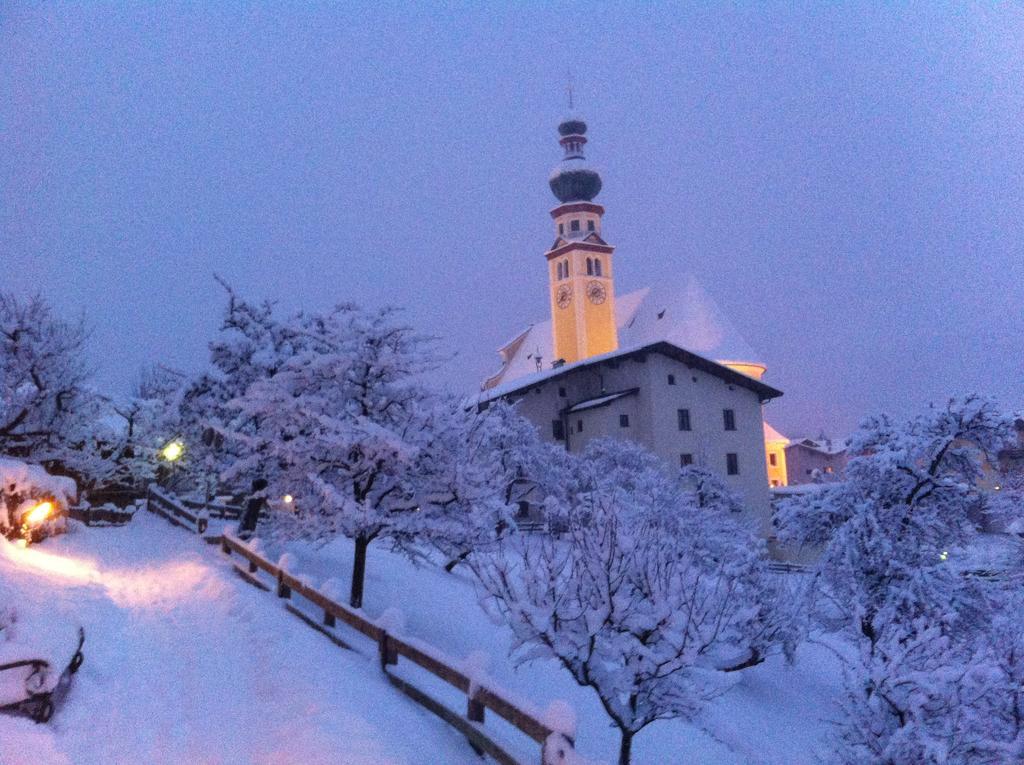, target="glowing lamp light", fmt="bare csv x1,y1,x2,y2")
994,485,1002,491
939,550,949,562
282,494,294,505
161,440,185,462
23,501,54,527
